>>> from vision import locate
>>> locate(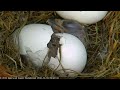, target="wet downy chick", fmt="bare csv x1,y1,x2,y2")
47,19,89,48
